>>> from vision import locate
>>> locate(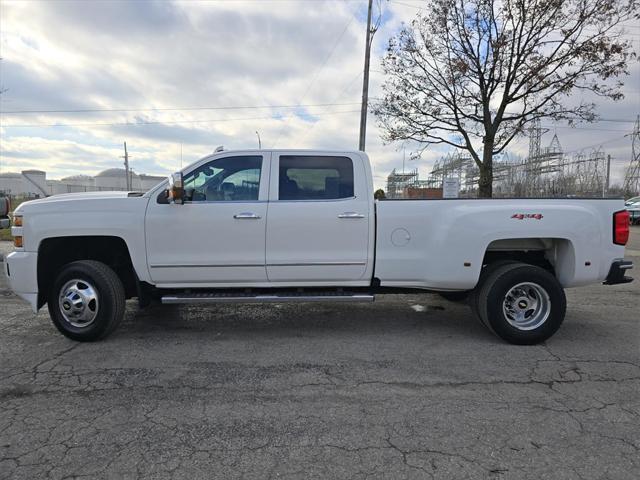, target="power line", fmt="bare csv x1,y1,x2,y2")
539,124,636,132
3,110,636,131
561,135,629,155
300,69,363,143
589,118,640,124
271,3,359,148
8,0,365,3
0,101,361,115
389,0,426,9
1,109,361,129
